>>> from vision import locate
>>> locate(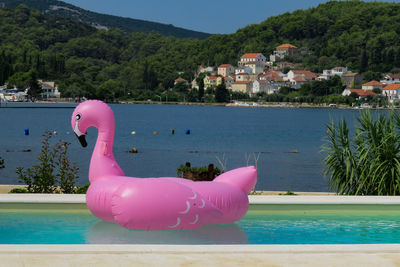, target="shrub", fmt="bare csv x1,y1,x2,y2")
9,188,29,193
323,110,400,195
16,130,79,193
177,163,222,181
76,183,90,194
